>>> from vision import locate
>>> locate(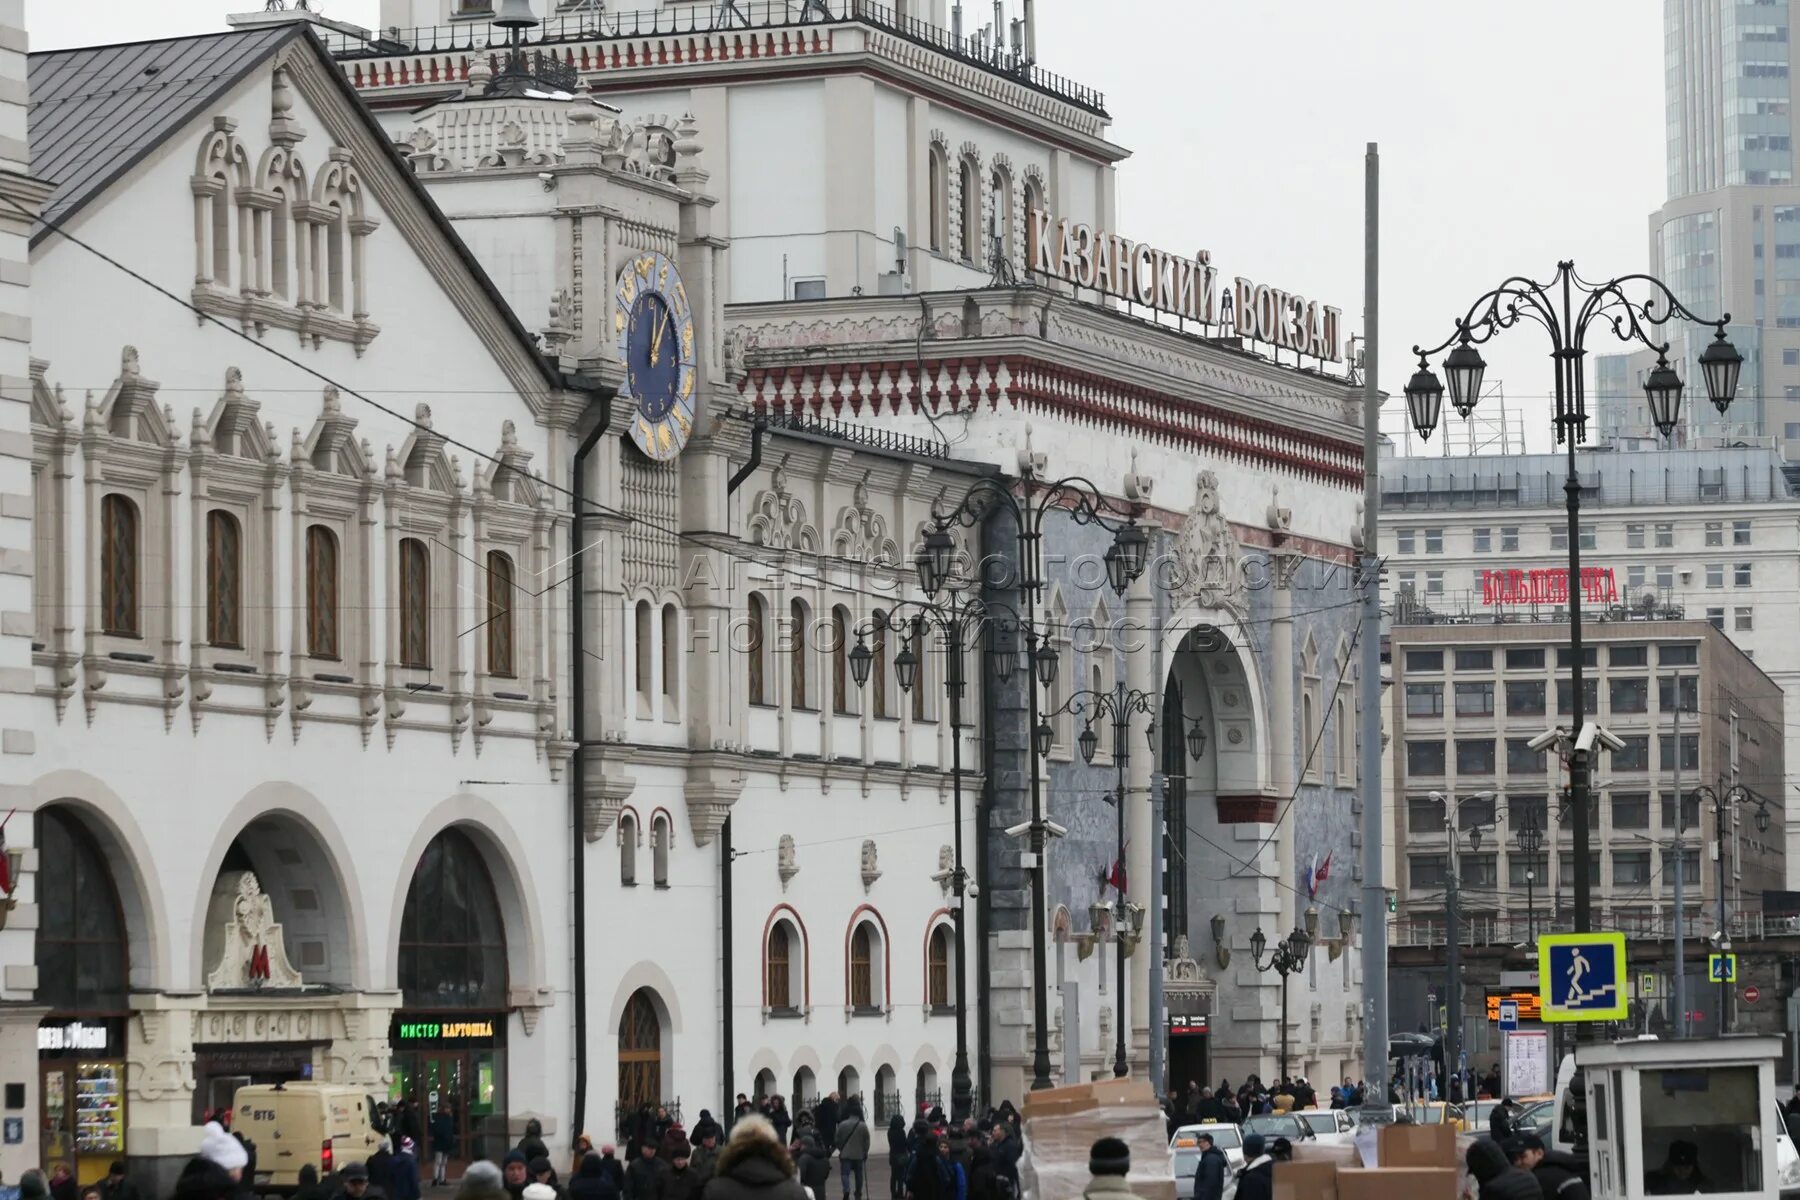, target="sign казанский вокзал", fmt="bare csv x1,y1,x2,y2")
1026,208,1344,363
